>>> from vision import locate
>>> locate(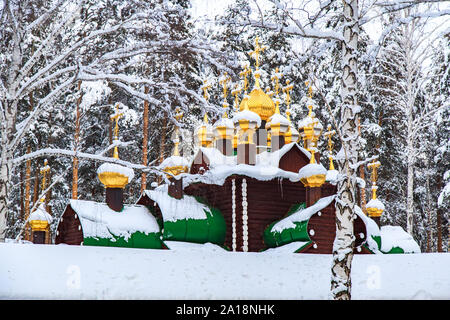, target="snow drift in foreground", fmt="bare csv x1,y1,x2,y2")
1,243,449,300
